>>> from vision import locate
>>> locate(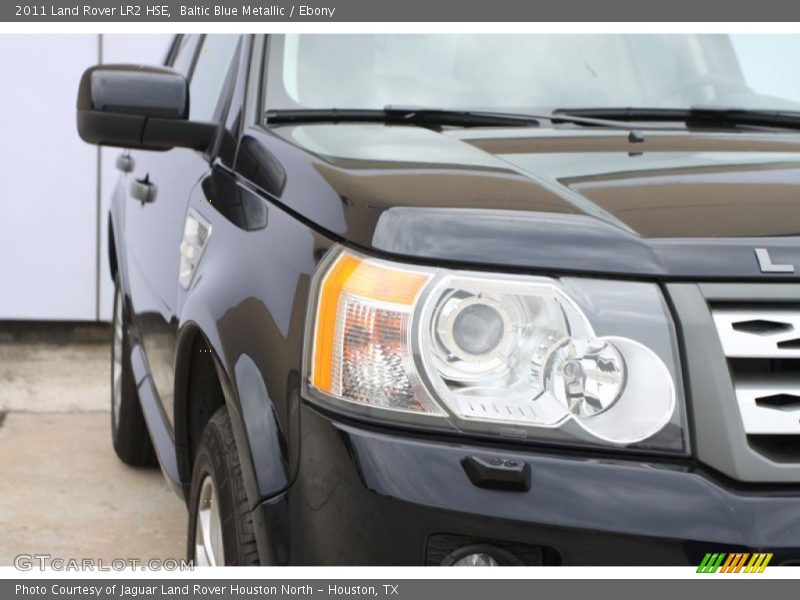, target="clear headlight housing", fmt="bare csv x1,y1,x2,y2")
304,247,687,453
